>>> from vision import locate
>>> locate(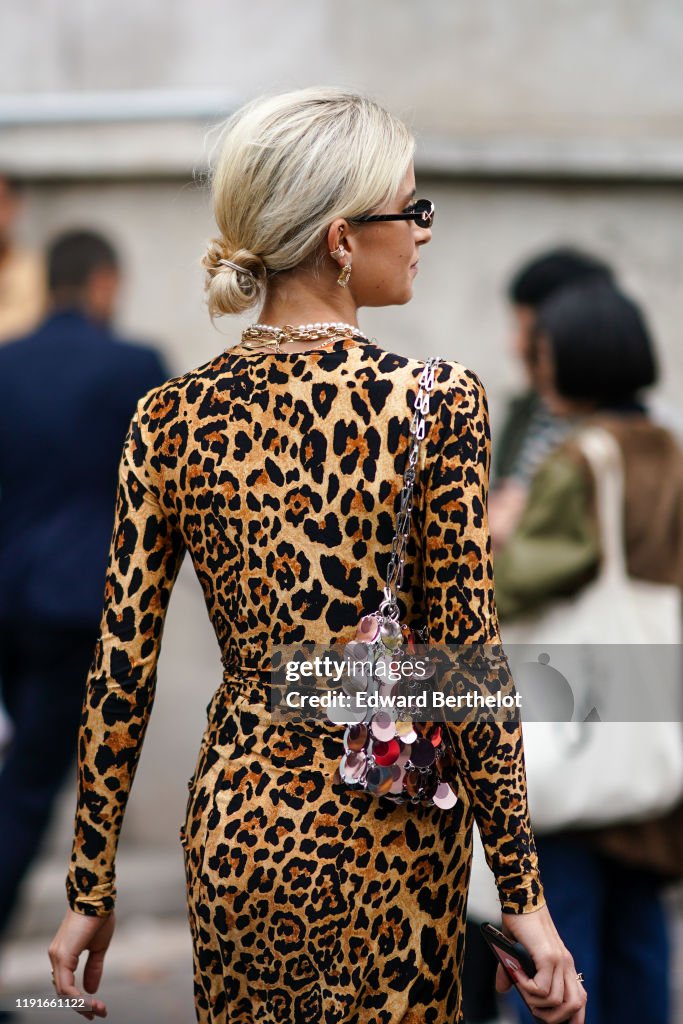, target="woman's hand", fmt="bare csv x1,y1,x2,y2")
48,907,115,1019
496,904,586,1023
